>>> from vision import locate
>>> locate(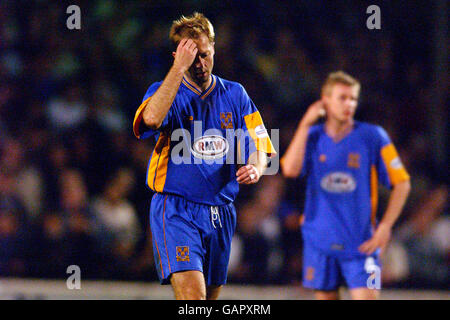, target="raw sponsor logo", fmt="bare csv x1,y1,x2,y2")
320,172,356,193
191,135,229,160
